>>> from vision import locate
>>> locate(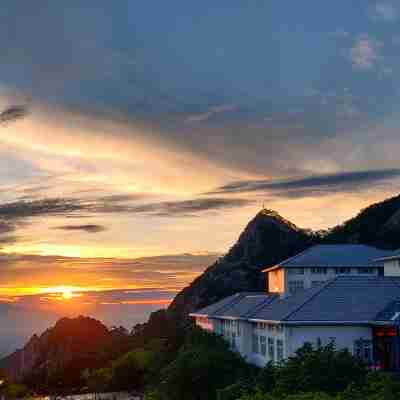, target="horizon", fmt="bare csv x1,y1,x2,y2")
2,1,400,355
